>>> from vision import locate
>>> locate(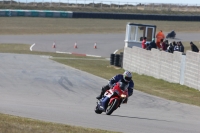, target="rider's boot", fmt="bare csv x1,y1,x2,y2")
96,91,104,100
96,85,110,100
